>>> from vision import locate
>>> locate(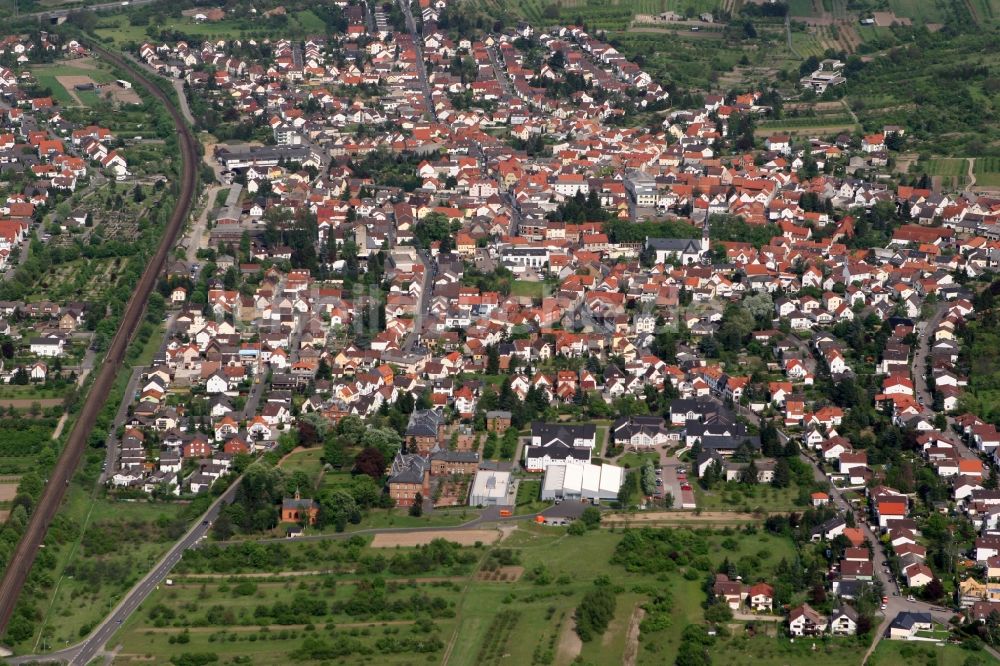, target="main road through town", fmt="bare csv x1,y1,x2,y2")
0,40,199,636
